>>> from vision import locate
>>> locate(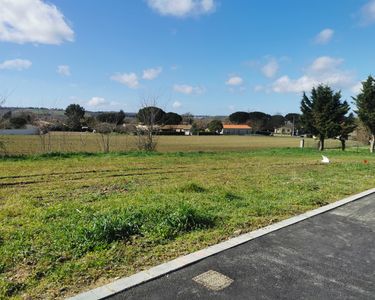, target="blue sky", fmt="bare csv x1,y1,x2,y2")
1,0,375,115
